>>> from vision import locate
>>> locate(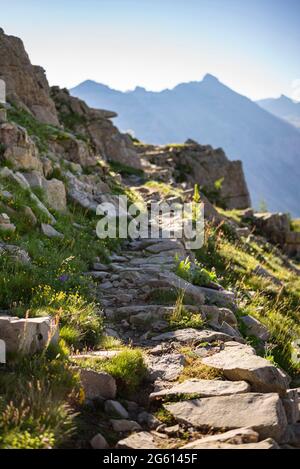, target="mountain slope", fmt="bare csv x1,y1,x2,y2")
71,76,300,216
257,95,300,129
